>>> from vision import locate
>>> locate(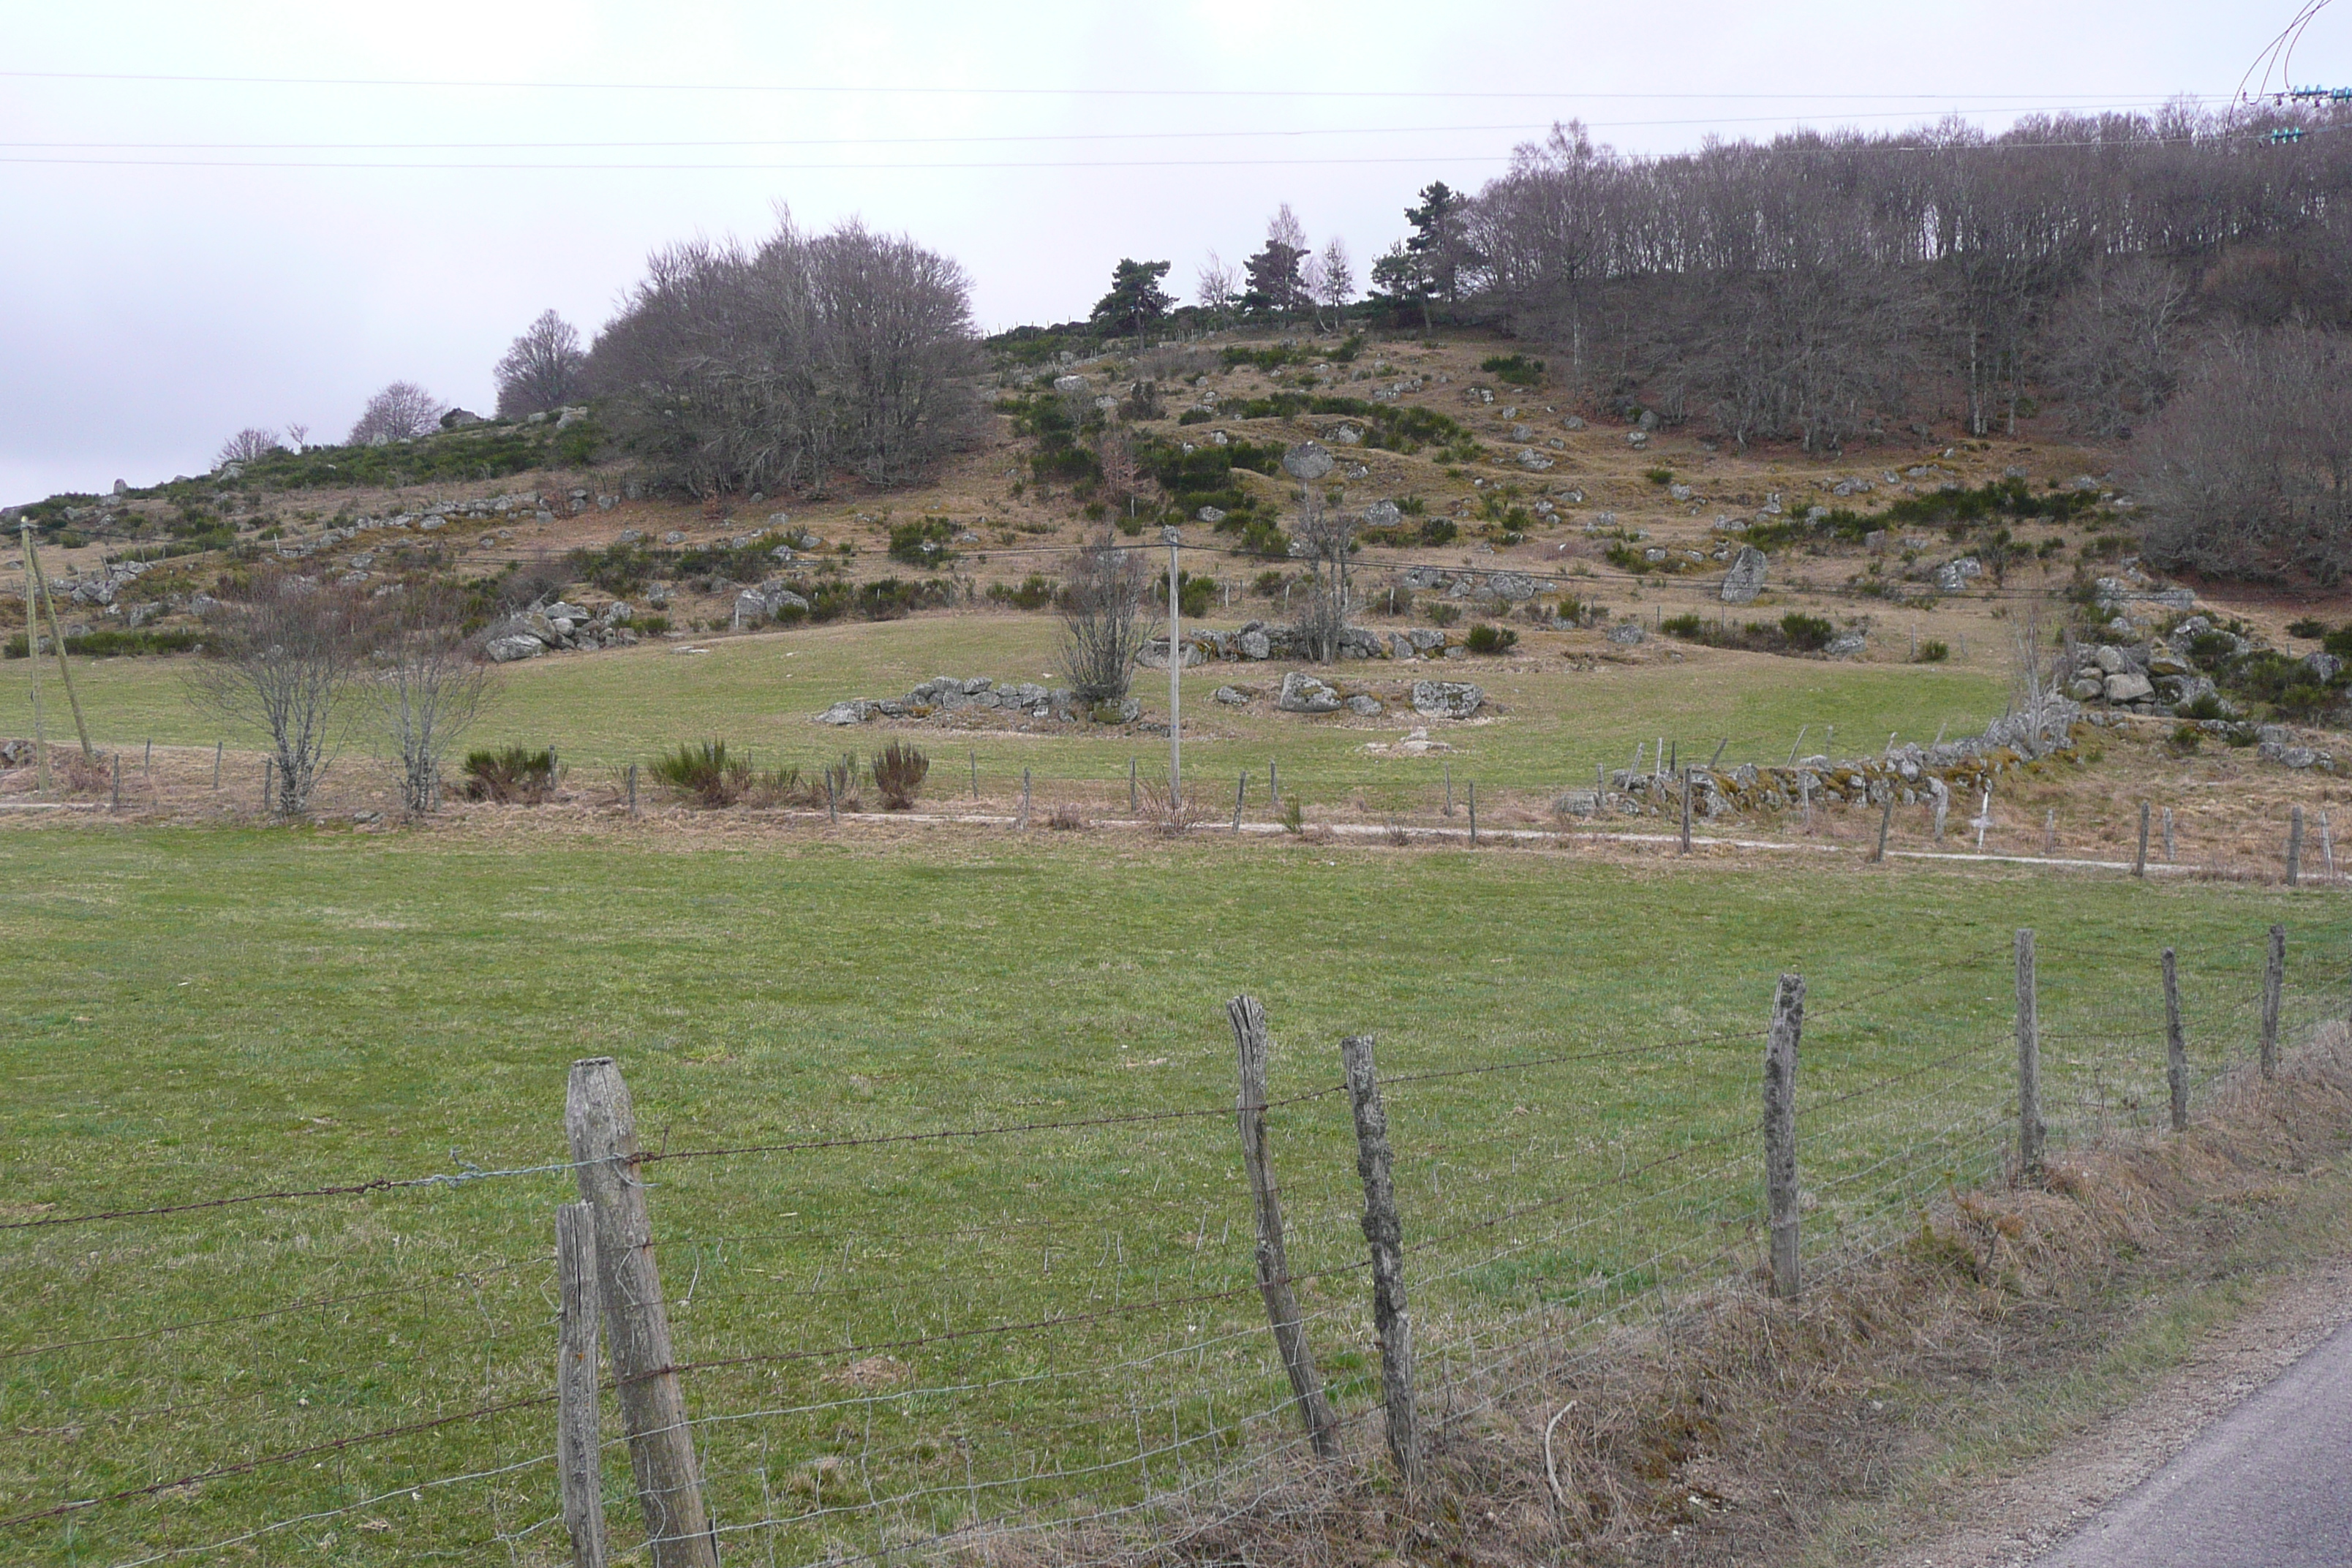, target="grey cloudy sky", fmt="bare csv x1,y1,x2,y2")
1,0,2336,505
